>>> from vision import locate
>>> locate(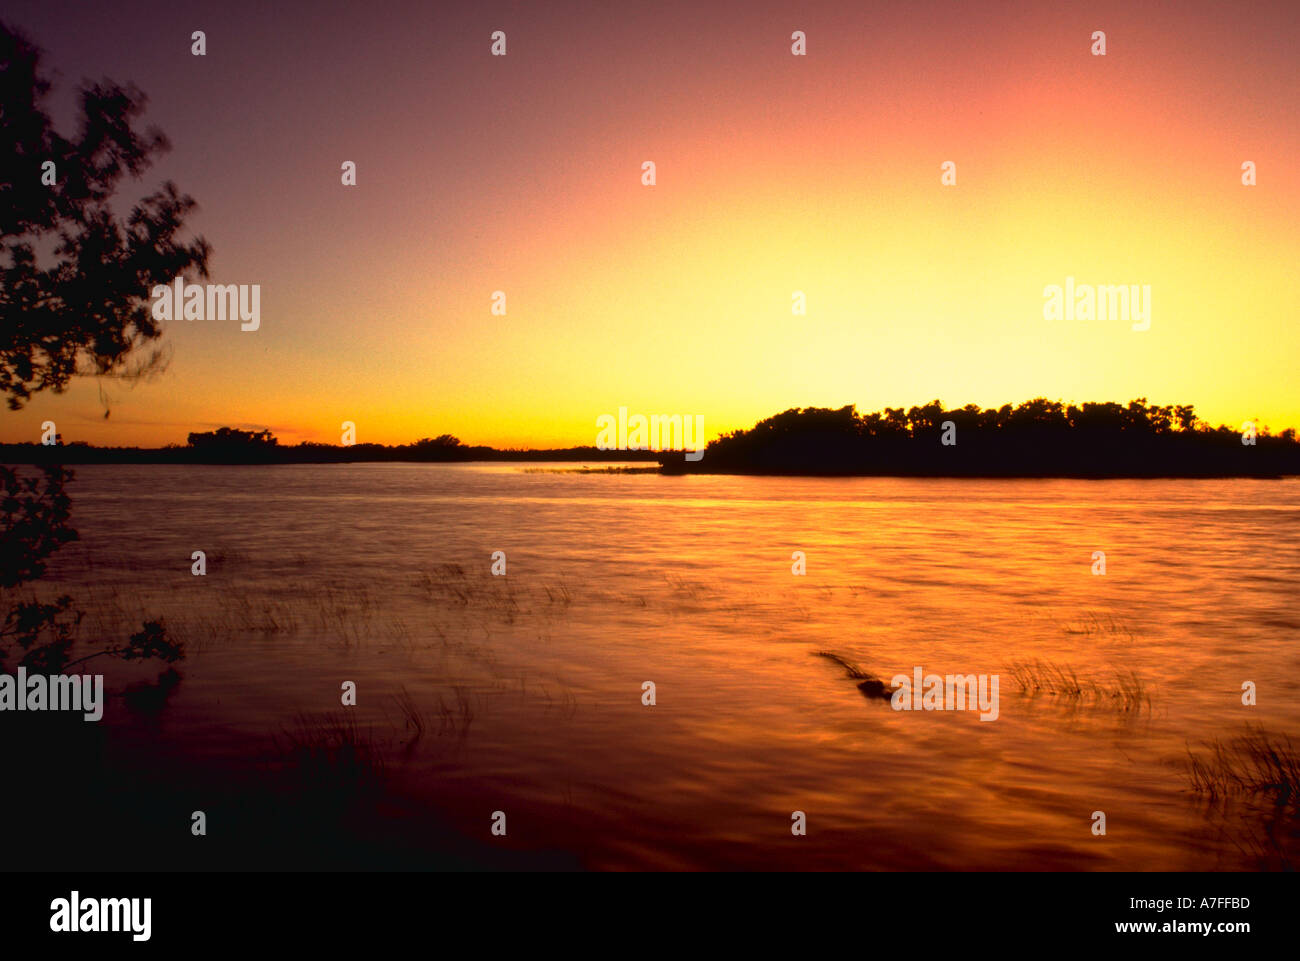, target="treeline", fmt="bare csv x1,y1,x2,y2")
658,399,1300,477
0,428,660,465
6,401,1299,475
